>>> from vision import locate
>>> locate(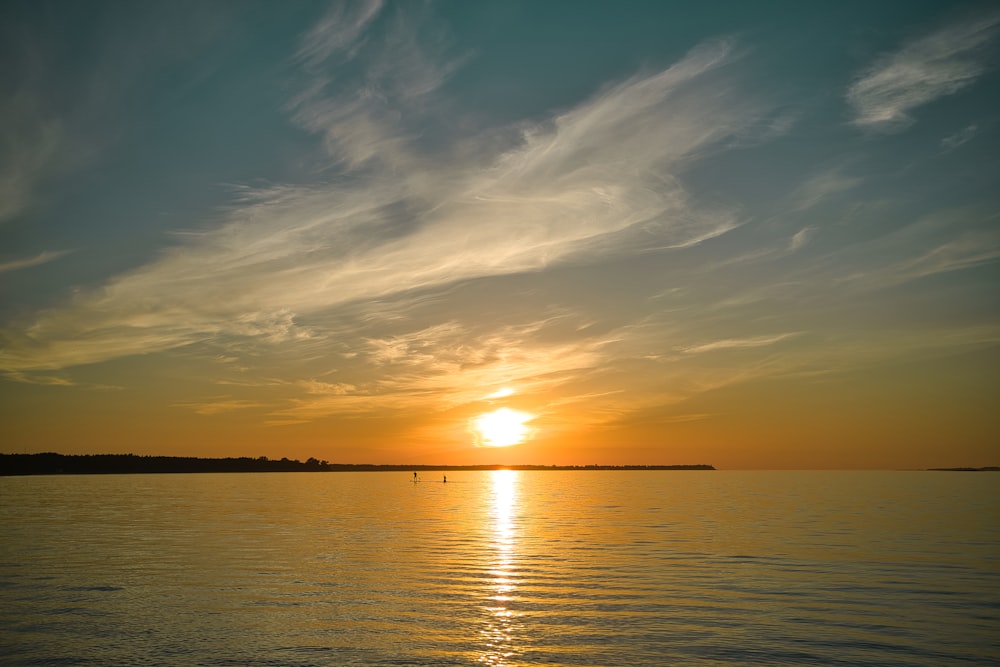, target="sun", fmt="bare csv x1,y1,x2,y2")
472,408,535,447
